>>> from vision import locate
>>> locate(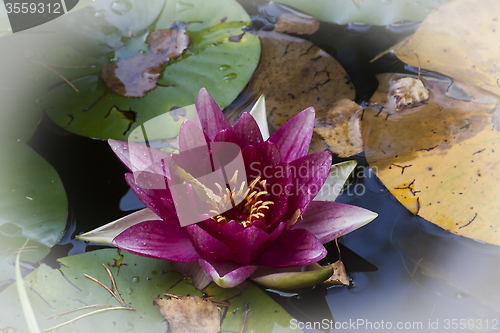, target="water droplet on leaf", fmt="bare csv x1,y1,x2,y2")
223,73,237,81
111,0,132,15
